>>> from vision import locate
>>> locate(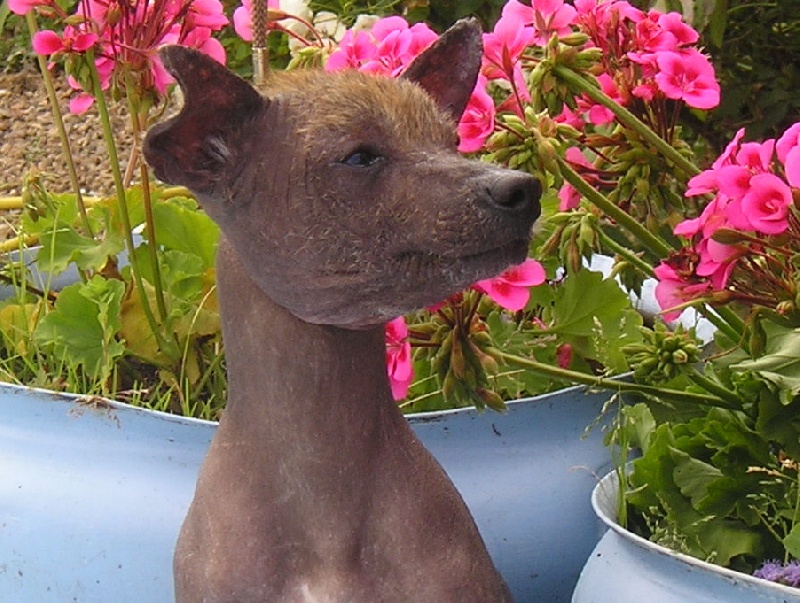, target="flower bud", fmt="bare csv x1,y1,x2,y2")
449,332,467,379
711,228,748,245
671,349,689,364
560,32,590,47
576,48,603,65
578,215,598,250
536,137,560,175
475,387,506,412
556,122,581,140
